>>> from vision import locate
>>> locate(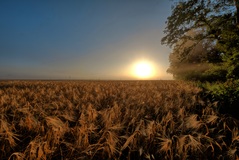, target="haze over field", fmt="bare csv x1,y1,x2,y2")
0,0,173,80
